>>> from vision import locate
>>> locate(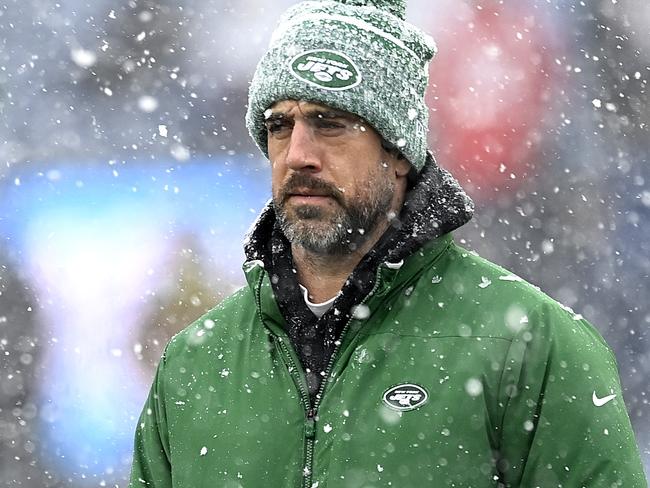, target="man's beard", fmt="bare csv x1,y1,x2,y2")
274,165,395,255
